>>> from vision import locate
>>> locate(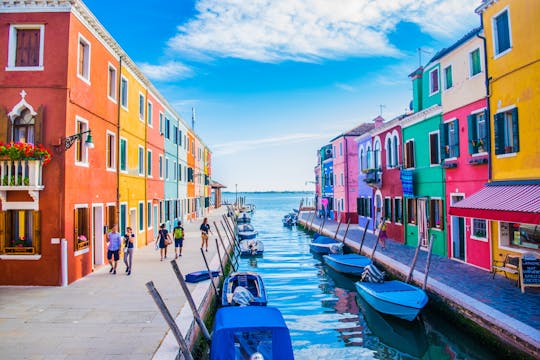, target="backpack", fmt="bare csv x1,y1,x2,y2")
174,227,183,239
